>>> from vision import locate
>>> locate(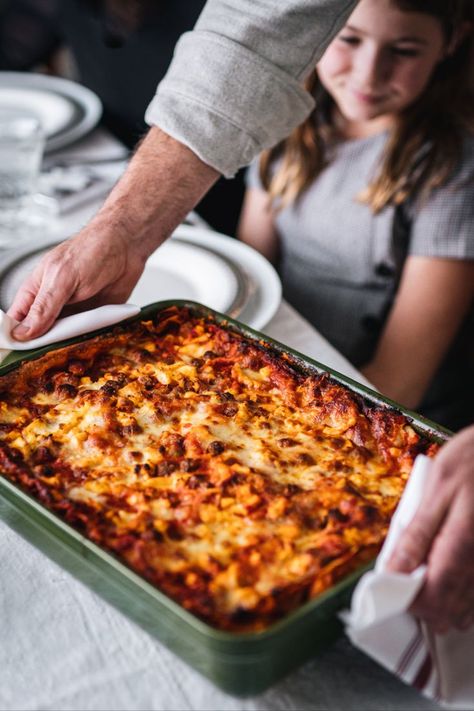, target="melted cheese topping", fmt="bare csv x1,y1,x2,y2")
0,306,439,631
